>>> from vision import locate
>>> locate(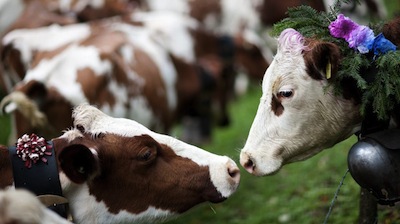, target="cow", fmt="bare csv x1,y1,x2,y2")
0,189,72,224
0,0,143,93
0,11,271,145
0,103,240,223
239,16,400,176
